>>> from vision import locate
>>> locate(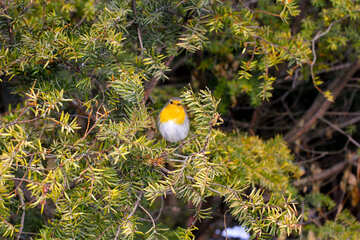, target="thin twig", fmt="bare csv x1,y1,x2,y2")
325,112,360,116
0,1,14,44
317,62,352,74
114,192,143,240
11,178,37,184
80,104,112,141
207,186,222,195
224,212,228,240
254,9,280,17
154,196,164,222
16,189,25,240
73,15,87,31
172,153,188,159
128,192,143,219
306,115,360,143
296,152,328,165
294,155,358,186
132,0,144,55
139,204,156,231
137,27,144,55
15,154,35,190
300,200,304,240
14,155,34,240
96,224,113,240
3,108,38,128
168,158,187,162
319,117,360,148
82,107,93,139
114,225,121,240
310,22,336,94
